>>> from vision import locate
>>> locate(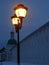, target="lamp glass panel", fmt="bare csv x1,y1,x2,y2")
12,18,21,25
15,8,27,18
